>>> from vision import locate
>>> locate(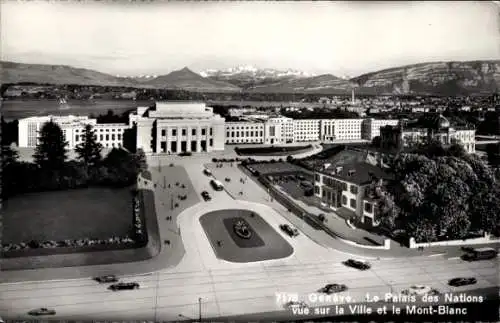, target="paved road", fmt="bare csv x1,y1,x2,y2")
1,153,498,321
1,250,497,320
